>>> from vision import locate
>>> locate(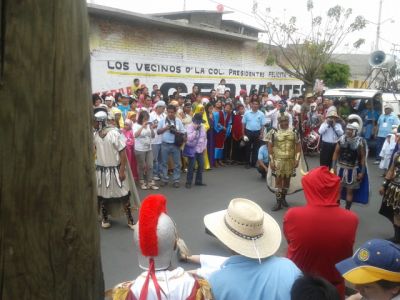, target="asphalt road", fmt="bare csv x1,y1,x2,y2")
100,155,392,290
